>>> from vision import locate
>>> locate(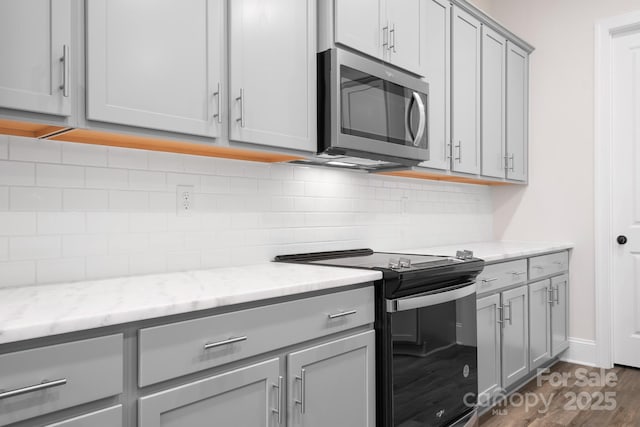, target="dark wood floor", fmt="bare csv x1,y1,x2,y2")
480,362,640,427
